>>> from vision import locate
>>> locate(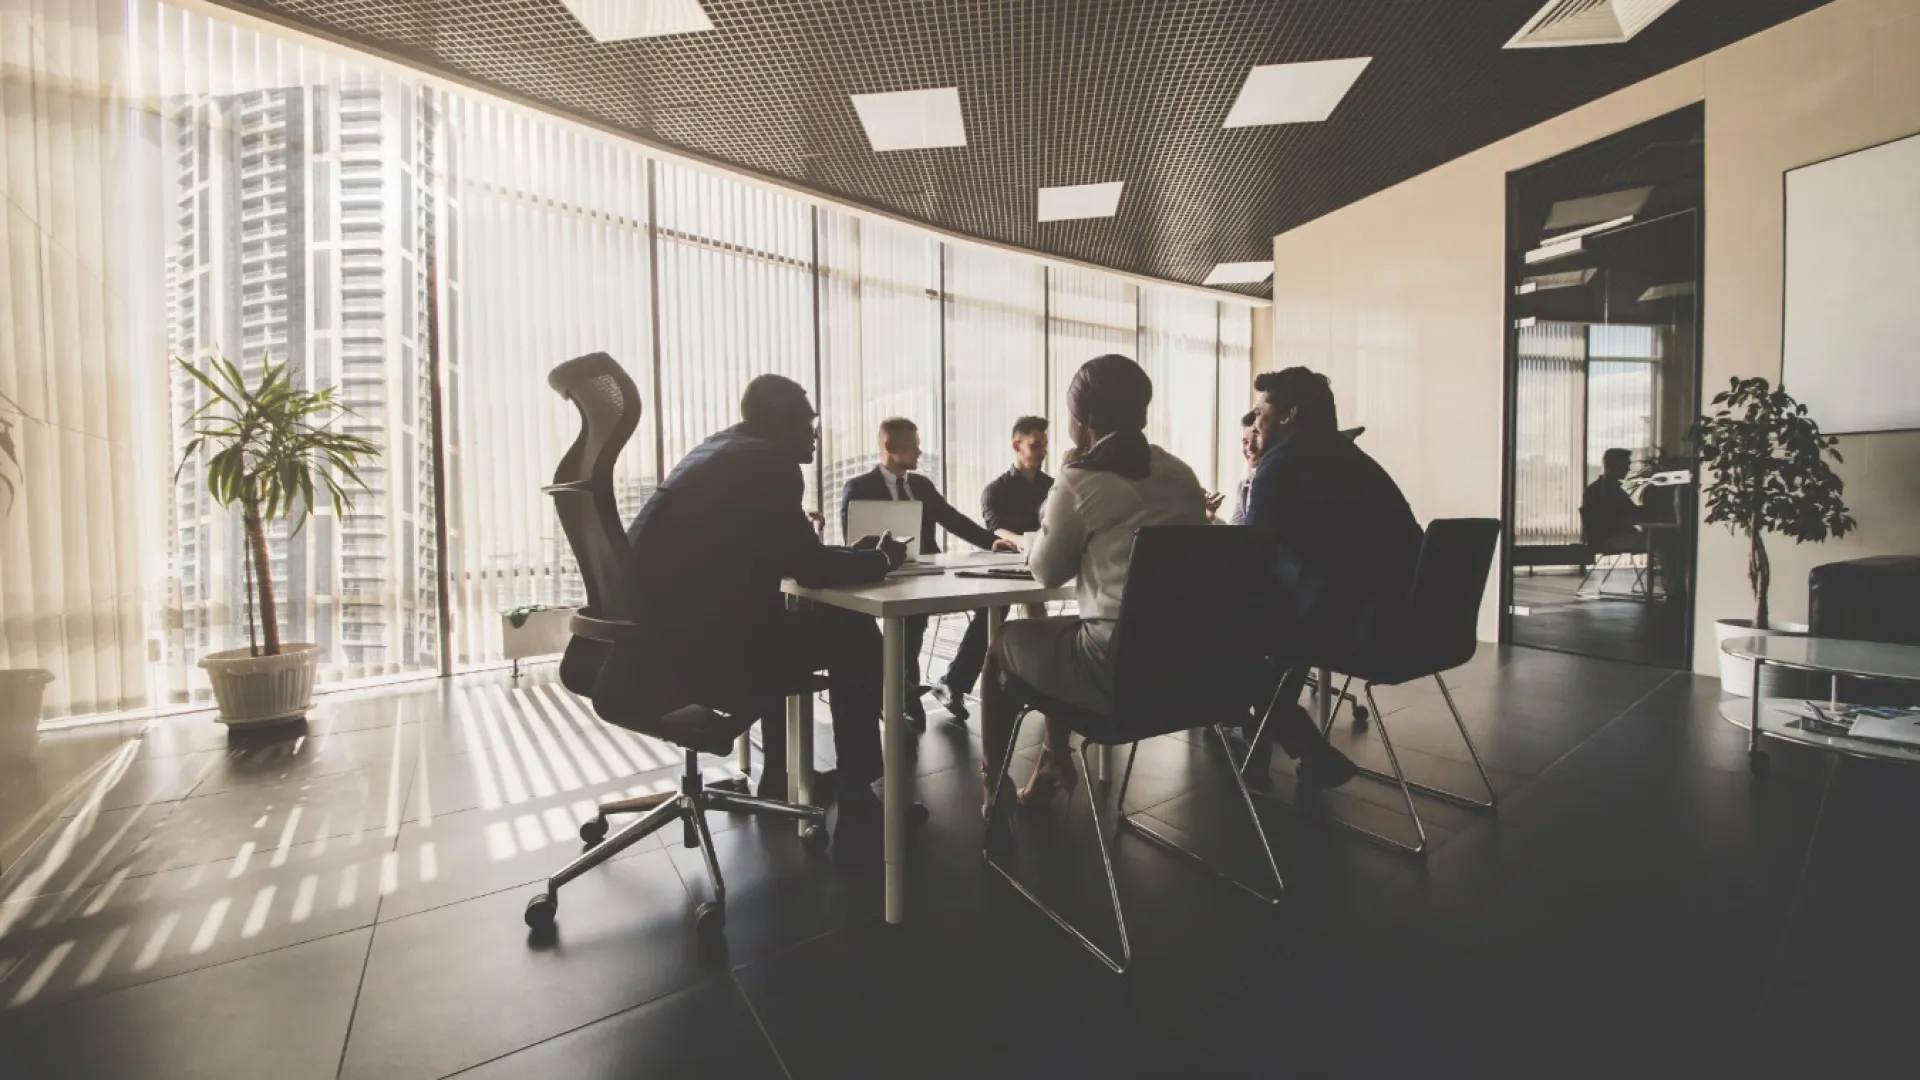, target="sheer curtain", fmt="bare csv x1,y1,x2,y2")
1513,322,1587,546
942,245,1045,527
654,163,816,509
1043,265,1135,471
0,0,155,719
439,95,654,668
817,210,940,542
1138,287,1220,488
1217,303,1254,495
